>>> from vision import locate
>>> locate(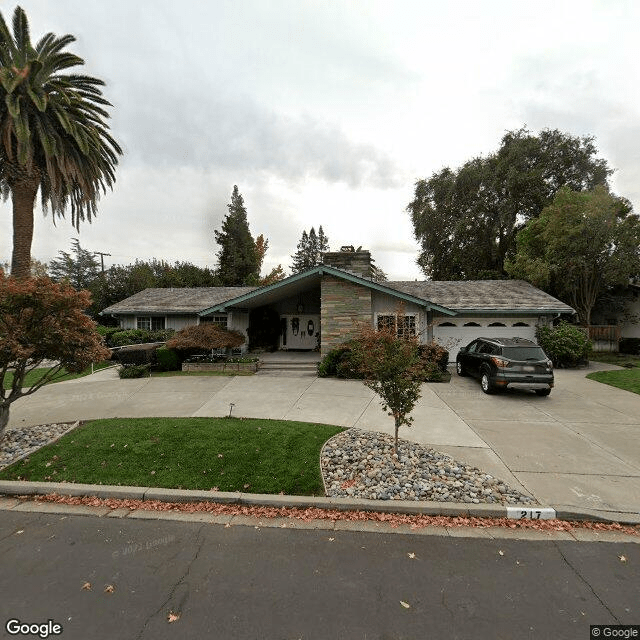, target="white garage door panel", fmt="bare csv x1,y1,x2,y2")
433,325,537,362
